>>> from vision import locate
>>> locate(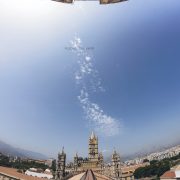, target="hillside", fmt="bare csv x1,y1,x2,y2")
0,140,47,160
